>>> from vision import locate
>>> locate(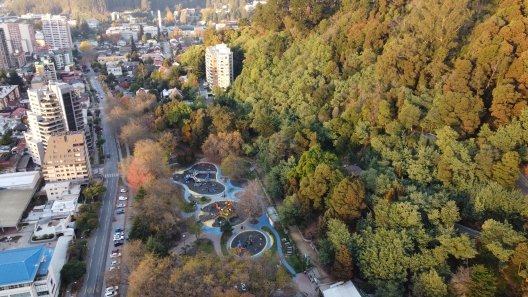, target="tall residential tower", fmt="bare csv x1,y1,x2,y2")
41,14,73,49
205,43,234,89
